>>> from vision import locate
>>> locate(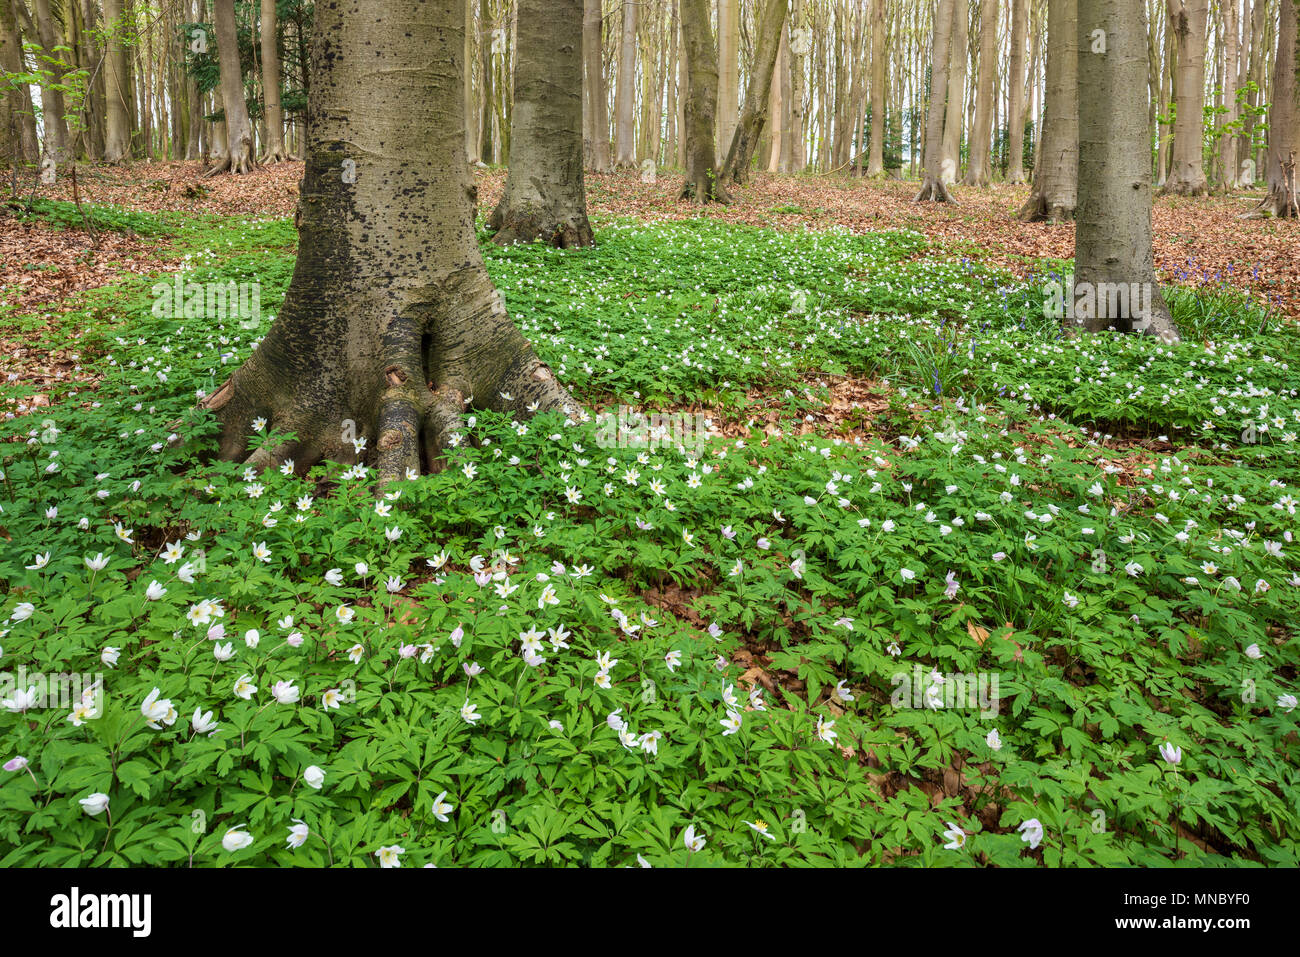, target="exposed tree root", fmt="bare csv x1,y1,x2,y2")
488,202,595,248
913,175,958,204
